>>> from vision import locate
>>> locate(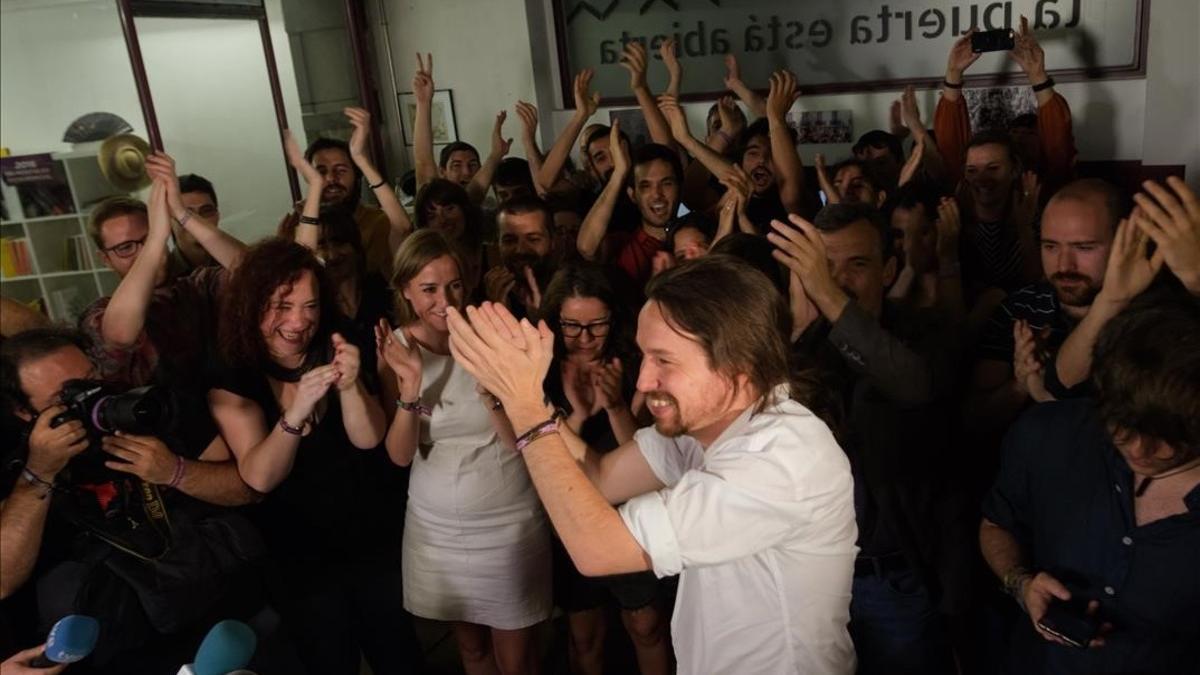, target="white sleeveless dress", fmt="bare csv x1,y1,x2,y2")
395,329,552,629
